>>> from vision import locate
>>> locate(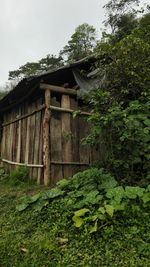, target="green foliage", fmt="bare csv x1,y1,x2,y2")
87,10,150,183
60,23,97,62
8,166,31,186
72,208,90,227
103,0,140,34
16,187,65,211
16,168,150,236
0,169,150,266
9,54,63,80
